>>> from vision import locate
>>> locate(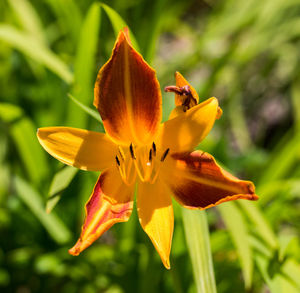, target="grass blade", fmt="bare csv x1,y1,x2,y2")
182,209,217,293
8,0,46,44
0,25,73,83
219,202,253,289
258,130,300,184
239,201,278,249
14,176,71,244
67,94,102,123
46,166,78,213
101,3,140,51
0,103,48,184
68,2,101,127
